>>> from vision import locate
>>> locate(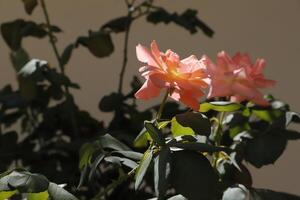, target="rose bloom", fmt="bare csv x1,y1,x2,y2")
204,51,276,106
135,40,208,111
